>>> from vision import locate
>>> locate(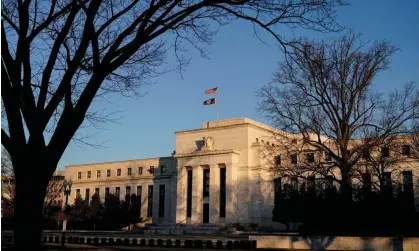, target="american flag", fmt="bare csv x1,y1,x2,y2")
205,87,218,94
